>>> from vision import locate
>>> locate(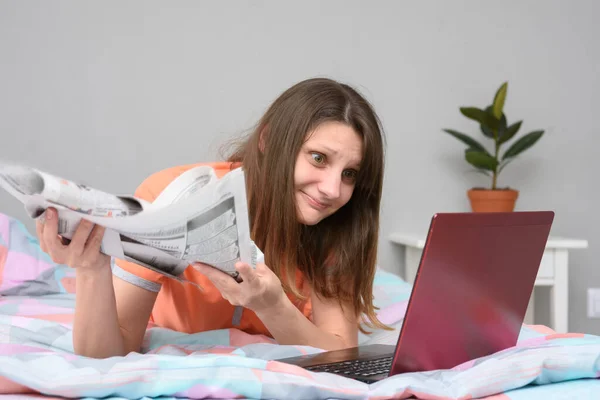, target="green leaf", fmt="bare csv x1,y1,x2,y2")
480,105,507,139
492,82,508,119
460,108,499,130
460,107,487,123
498,120,522,144
502,130,545,160
461,107,501,132
442,129,490,155
465,149,498,171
